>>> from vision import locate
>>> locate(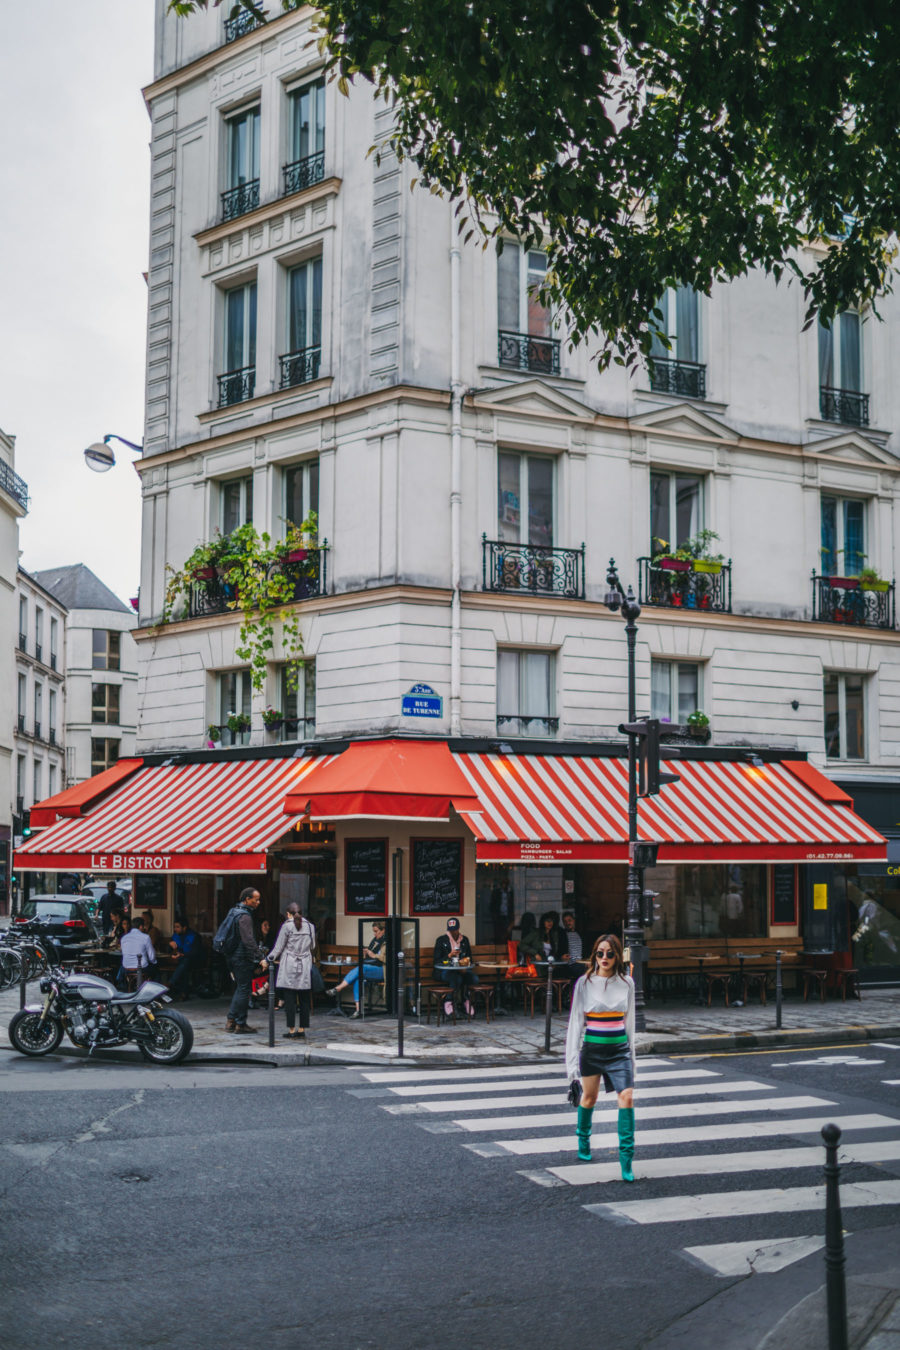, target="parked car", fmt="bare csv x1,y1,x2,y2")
14,897,99,946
